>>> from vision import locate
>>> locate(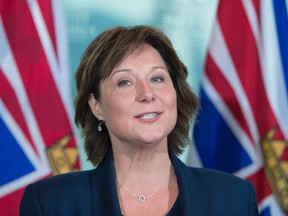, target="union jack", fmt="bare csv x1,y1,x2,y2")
0,1,80,215
189,0,288,215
